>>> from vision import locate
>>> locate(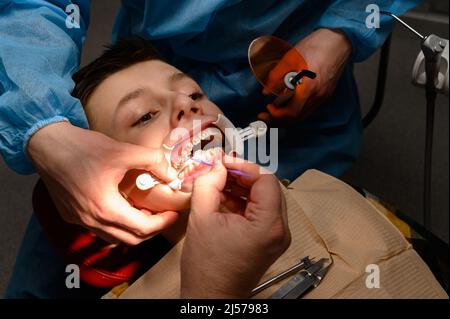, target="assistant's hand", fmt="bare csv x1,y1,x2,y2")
259,28,352,124
180,158,291,298
28,121,179,245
